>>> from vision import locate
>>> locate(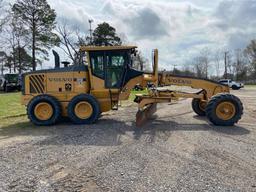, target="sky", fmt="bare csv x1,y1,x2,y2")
5,0,256,73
